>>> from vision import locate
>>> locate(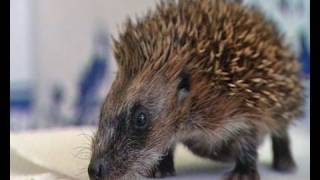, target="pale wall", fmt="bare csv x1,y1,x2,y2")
33,0,159,125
